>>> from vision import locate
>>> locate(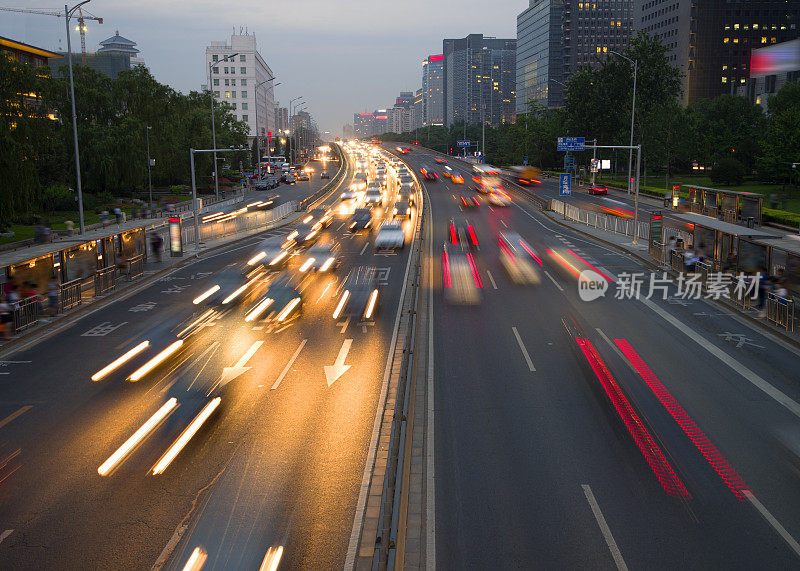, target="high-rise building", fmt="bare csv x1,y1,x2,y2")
395,91,414,108
516,1,634,112
389,91,414,133
205,32,274,144
412,89,424,131
354,112,374,138
634,0,800,105
443,34,517,127
343,124,355,139
274,105,289,131
745,38,800,109
373,110,390,135
422,55,445,125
